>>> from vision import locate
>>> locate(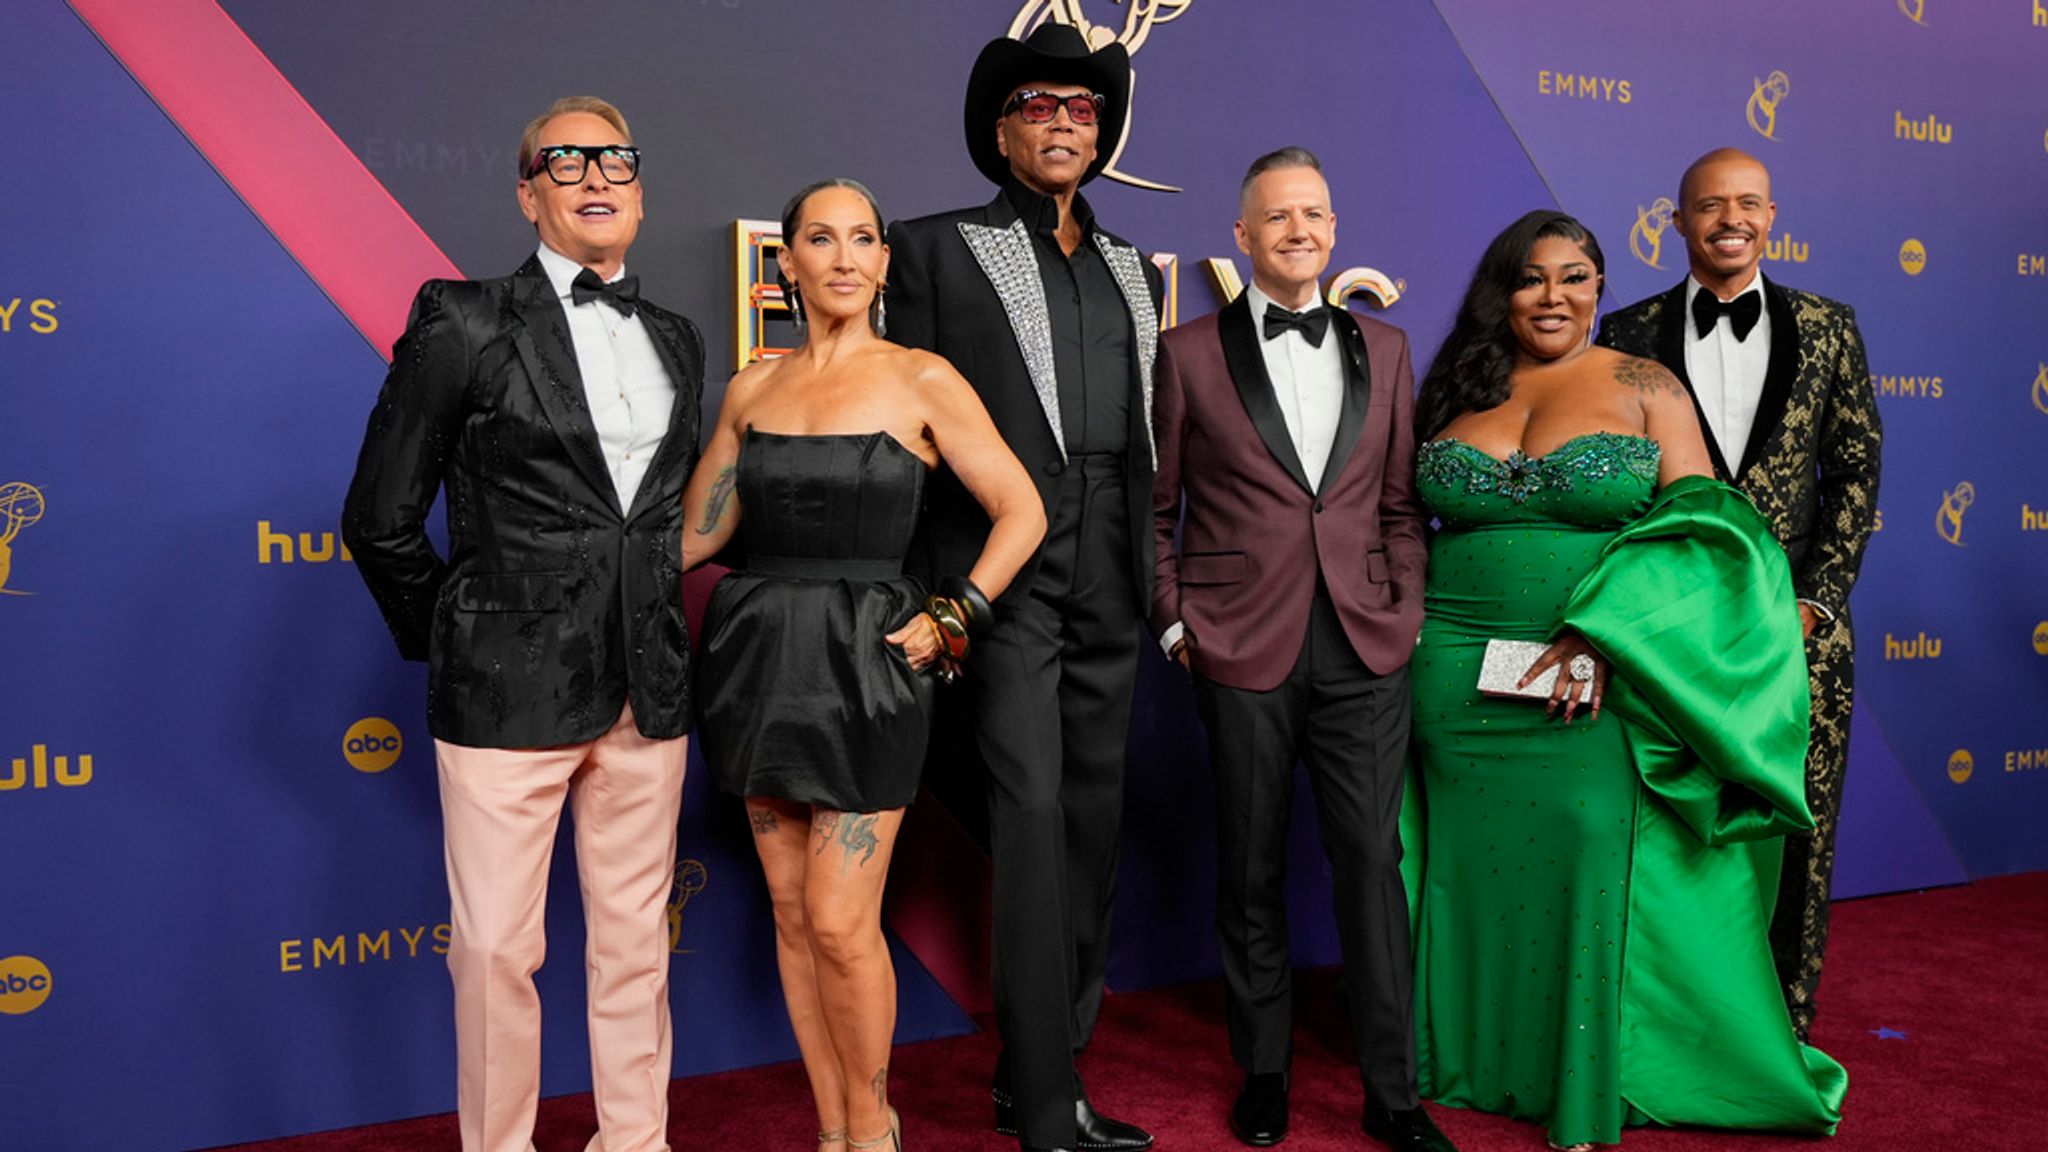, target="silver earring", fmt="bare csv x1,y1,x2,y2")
787,286,805,332
873,285,887,338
